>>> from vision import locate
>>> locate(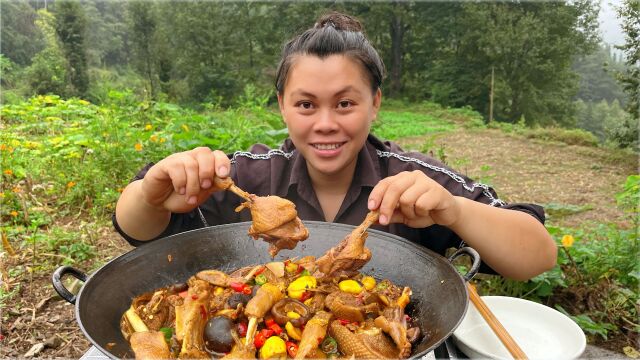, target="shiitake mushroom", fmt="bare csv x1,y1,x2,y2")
203,316,235,354
270,298,311,327
226,285,260,309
